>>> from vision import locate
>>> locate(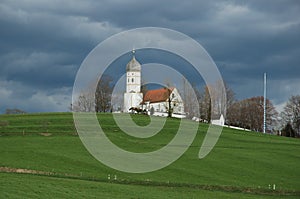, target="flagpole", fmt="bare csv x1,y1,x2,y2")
263,73,267,134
